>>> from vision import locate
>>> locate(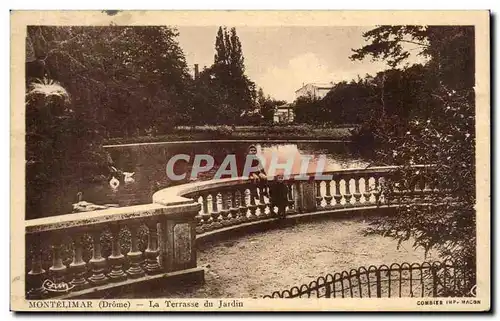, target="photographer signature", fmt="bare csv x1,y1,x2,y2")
42,279,75,293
